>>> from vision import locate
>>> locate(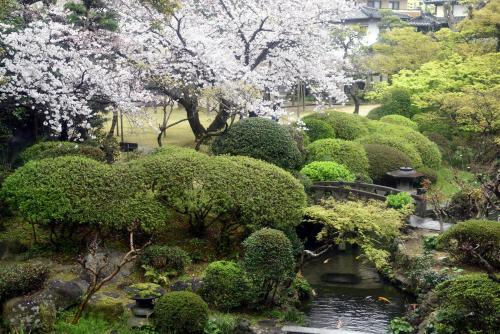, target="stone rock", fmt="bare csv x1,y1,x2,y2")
127,316,152,329
234,319,255,334
80,250,136,284
169,278,203,292
2,279,87,332
86,293,125,322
